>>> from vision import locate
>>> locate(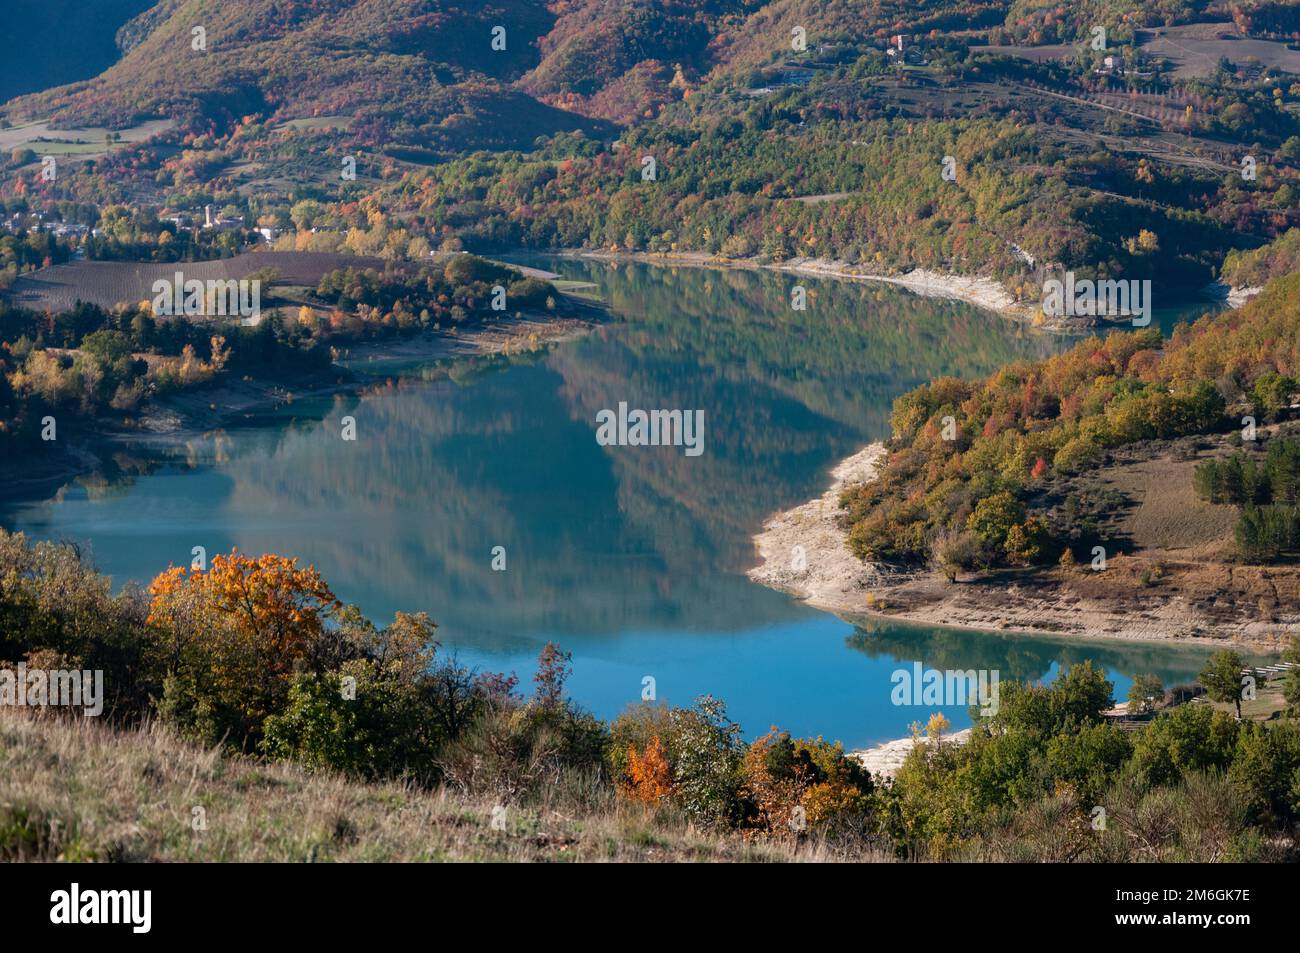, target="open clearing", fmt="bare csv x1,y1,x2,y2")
3,251,385,314
1084,442,1241,558
1140,23,1300,78
0,118,175,158
987,23,1300,79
